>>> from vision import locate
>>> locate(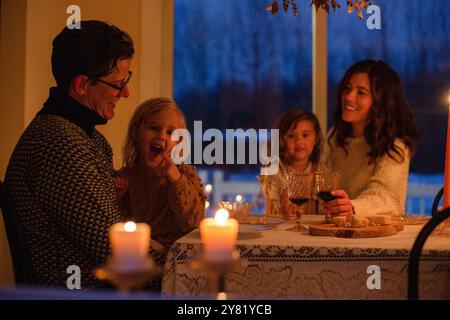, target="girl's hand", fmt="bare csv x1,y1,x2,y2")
112,177,128,198
321,189,354,219
156,152,181,182
280,189,297,221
